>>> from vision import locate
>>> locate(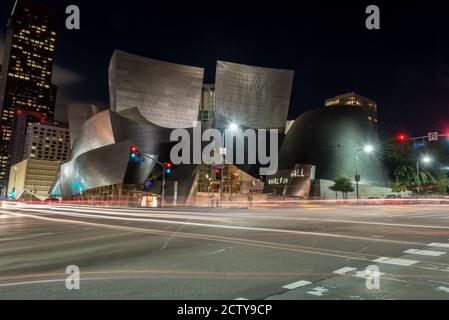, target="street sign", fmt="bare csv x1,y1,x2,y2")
144,179,153,190
412,141,427,149
428,132,439,141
